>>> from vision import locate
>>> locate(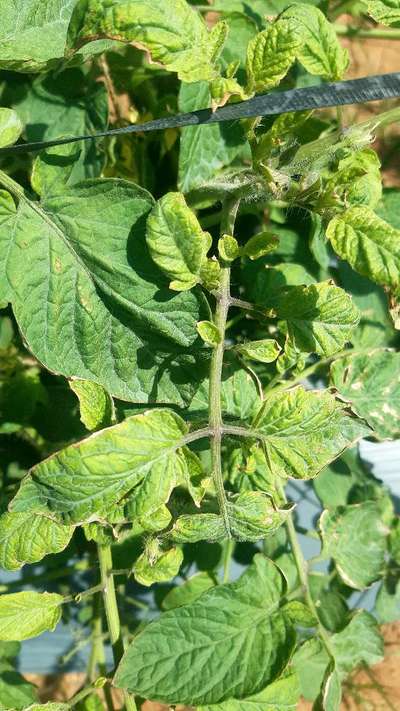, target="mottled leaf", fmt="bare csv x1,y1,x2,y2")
134,546,183,587
319,502,387,589
10,409,190,524
266,282,359,356
330,349,400,439
246,18,301,93
81,0,227,82
252,387,368,480
367,0,400,24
